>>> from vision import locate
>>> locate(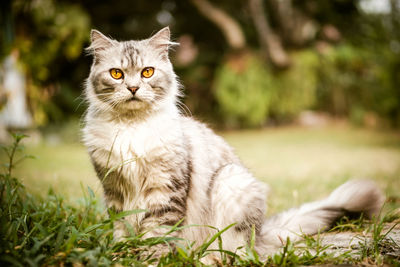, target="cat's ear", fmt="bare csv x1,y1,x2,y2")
86,29,117,56
148,27,179,58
